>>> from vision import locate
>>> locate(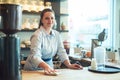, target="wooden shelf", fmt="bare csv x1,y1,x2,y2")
59,30,69,32
60,13,69,16
22,11,69,16
22,10,41,15
21,29,37,32
56,13,69,17
21,29,68,33
45,0,67,2
21,47,30,50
